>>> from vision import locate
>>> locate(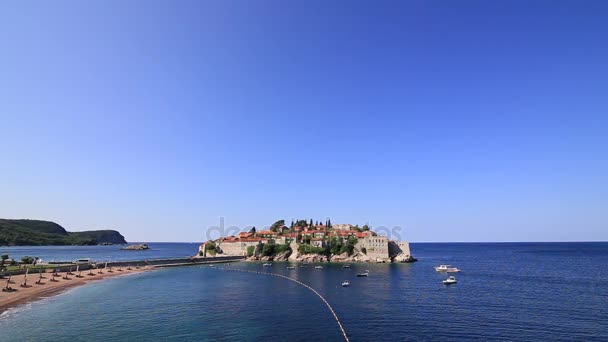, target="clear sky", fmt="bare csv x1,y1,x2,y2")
1,1,607,242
